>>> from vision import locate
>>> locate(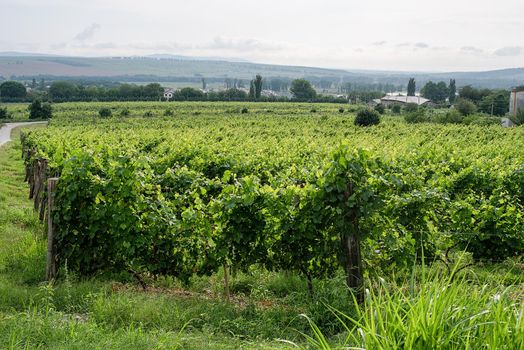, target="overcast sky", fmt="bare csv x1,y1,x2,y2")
1,0,523,72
